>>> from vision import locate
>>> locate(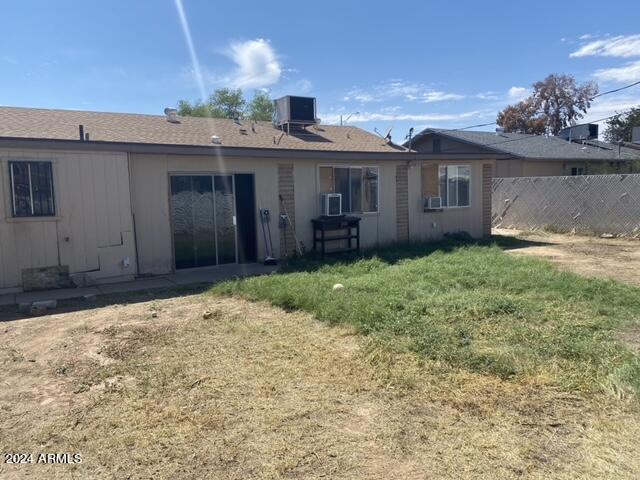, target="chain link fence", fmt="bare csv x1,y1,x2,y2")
492,174,640,237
